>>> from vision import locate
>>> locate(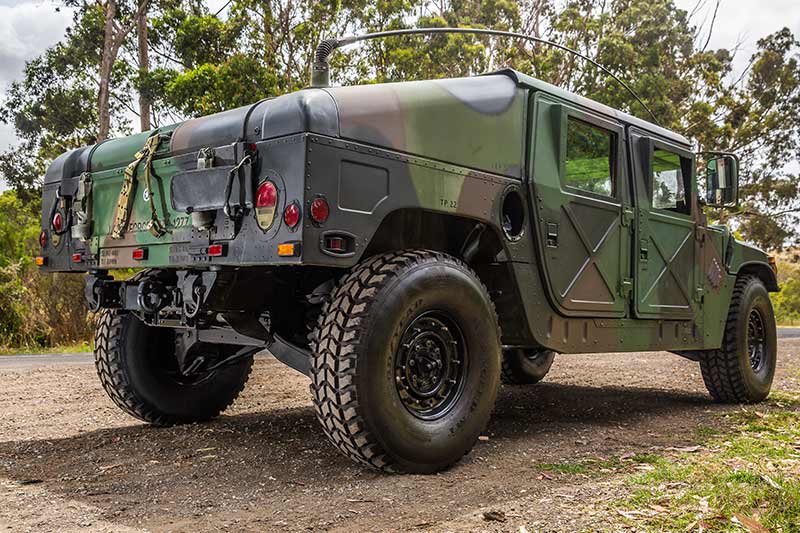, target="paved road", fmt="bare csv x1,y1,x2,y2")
779,326,800,338
0,352,93,369
0,350,274,370
2,328,798,370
